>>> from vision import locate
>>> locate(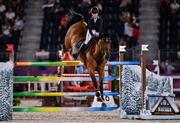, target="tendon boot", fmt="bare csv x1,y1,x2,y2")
96,91,103,102
96,91,100,97
100,92,104,101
